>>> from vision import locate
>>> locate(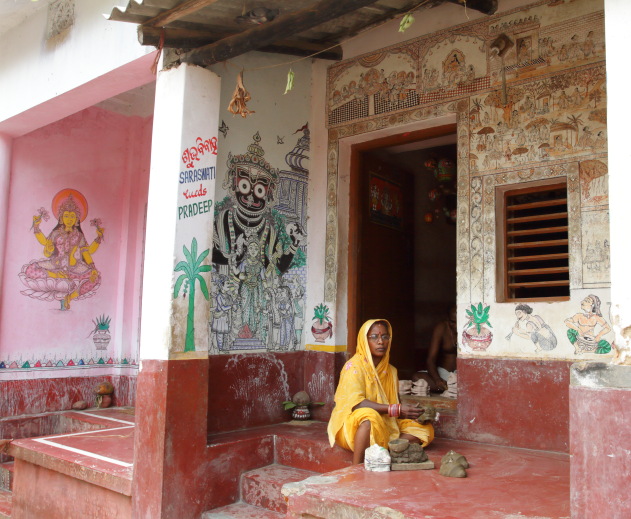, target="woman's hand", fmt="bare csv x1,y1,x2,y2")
33,215,42,226
400,403,424,420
